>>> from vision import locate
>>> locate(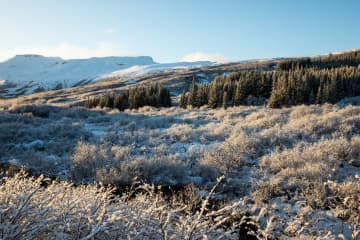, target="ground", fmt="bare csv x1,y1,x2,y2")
0,102,360,239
